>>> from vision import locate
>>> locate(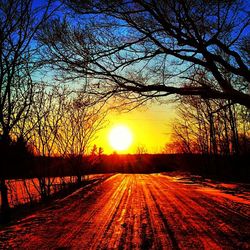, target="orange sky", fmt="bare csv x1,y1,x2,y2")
94,102,176,154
